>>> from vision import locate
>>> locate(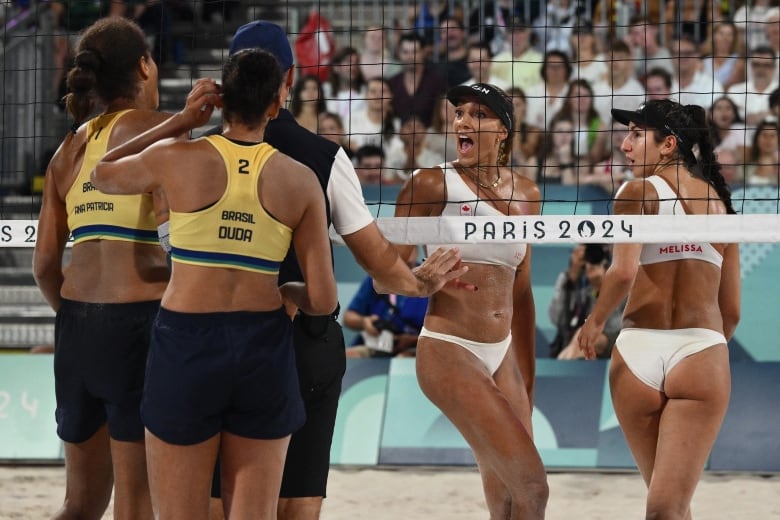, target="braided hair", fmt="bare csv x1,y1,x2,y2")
648,100,736,214
64,17,150,125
